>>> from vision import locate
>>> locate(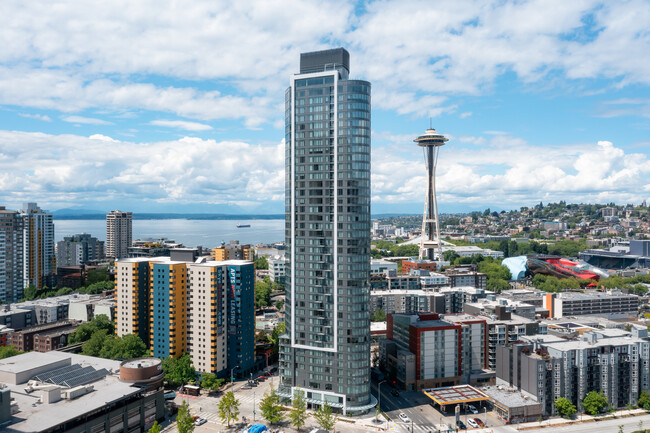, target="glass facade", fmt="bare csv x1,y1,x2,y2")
279,48,373,413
